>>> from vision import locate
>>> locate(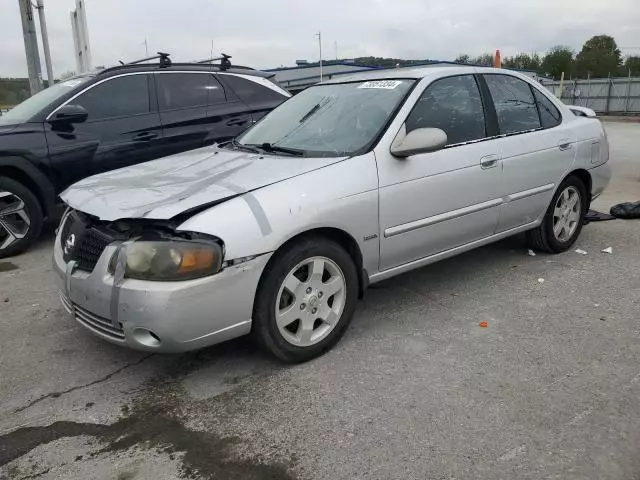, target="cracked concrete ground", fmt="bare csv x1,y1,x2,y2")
1,123,639,479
